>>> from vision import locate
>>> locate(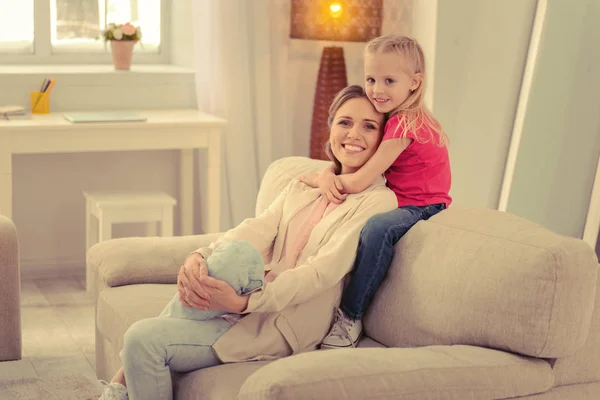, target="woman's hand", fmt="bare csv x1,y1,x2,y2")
199,276,250,313
178,252,210,309
317,169,345,204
